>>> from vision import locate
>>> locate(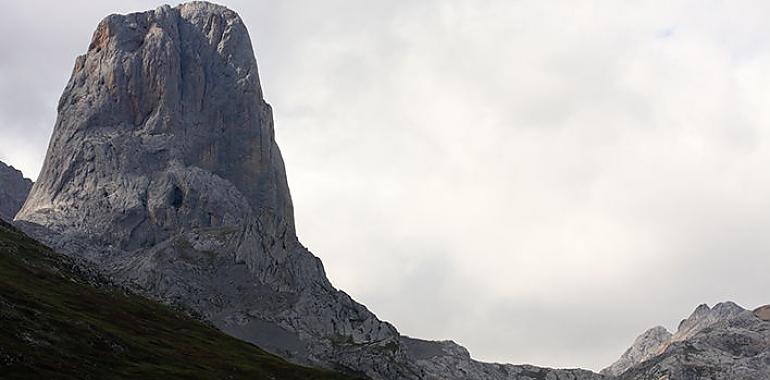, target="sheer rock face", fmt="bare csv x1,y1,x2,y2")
608,302,770,380
0,161,33,222
17,2,294,249
14,3,608,380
